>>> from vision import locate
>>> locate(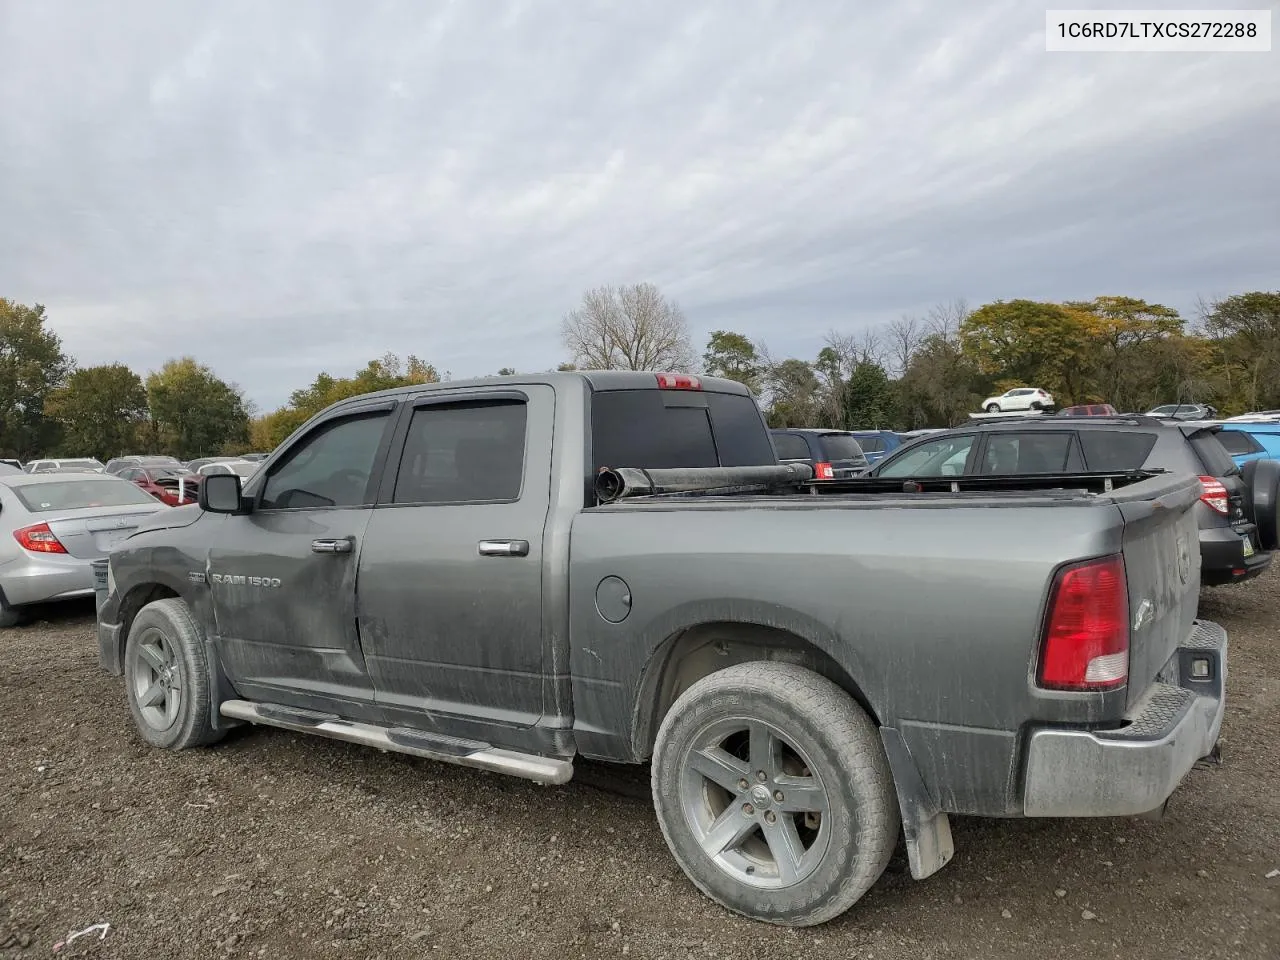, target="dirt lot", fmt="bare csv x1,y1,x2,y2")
2,573,1278,960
